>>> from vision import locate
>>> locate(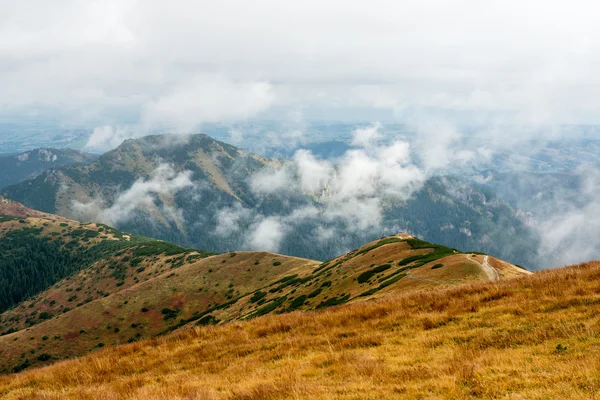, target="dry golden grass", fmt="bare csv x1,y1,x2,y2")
2,261,600,399
0,232,527,373
0,251,318,372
